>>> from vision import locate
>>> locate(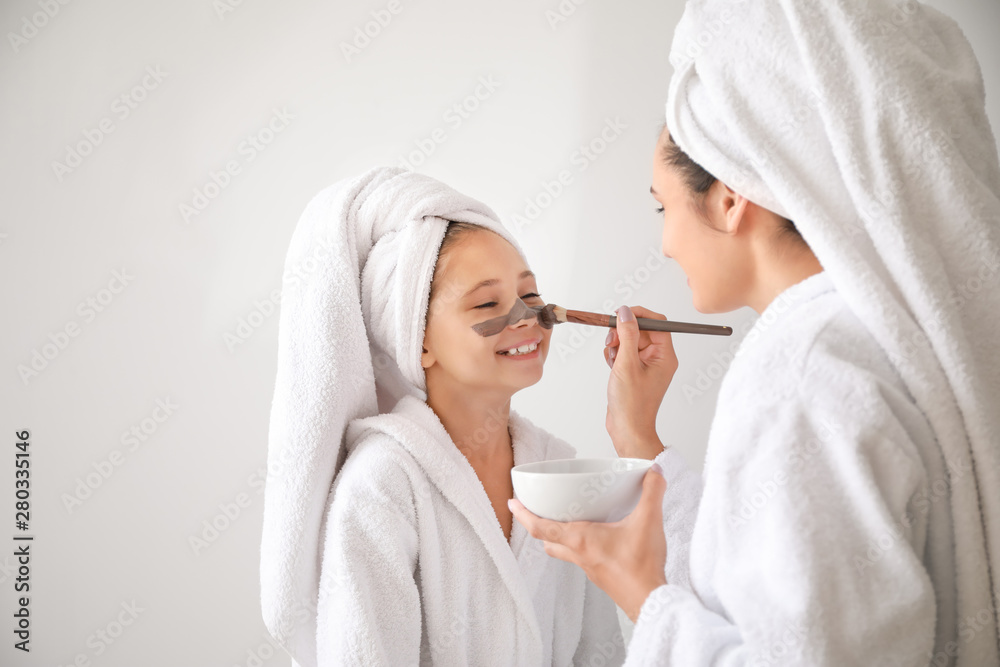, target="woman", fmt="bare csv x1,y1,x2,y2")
511,1,1000,665
261,166,624,666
